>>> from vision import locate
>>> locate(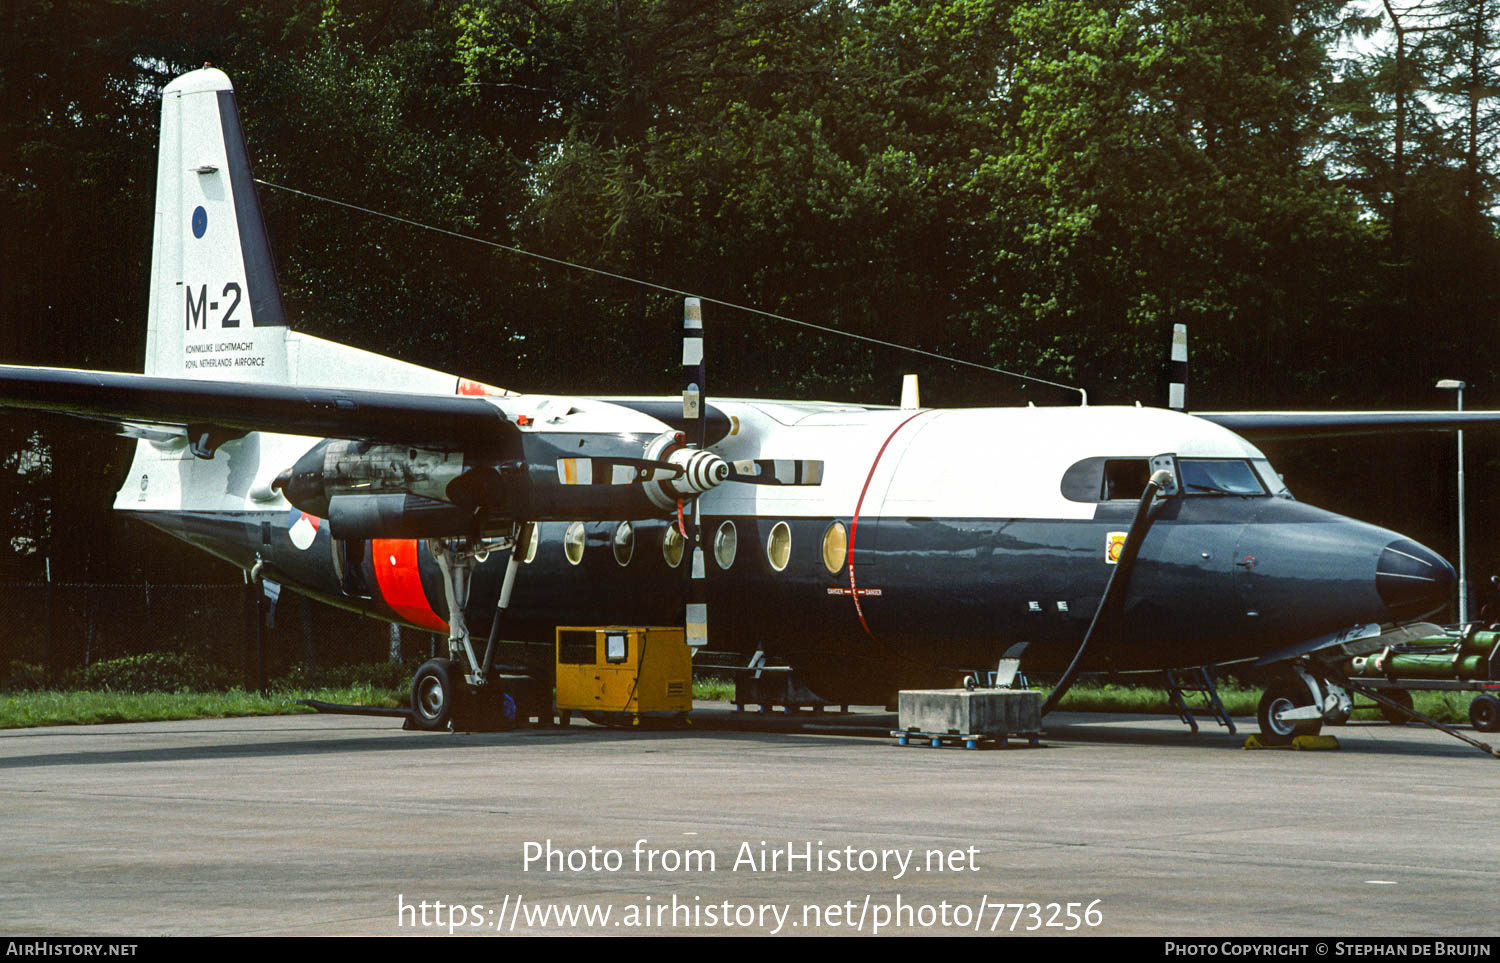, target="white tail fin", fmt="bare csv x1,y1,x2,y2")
145,68,289,383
